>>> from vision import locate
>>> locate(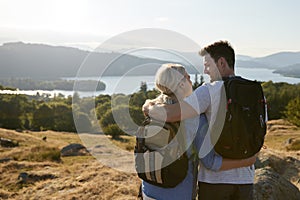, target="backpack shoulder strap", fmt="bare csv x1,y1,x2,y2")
191,140,199,200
